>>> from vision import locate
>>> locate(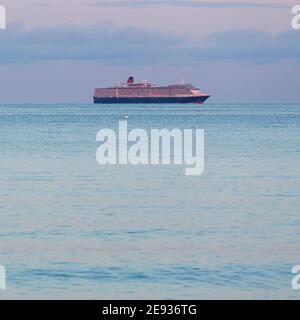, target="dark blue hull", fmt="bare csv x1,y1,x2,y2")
93,95,210,104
